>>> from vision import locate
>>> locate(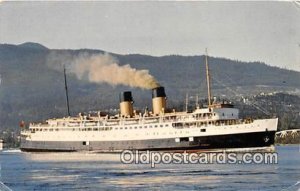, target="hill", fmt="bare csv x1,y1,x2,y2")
0,42,299,132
